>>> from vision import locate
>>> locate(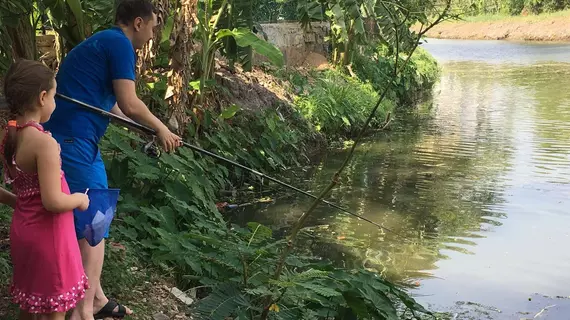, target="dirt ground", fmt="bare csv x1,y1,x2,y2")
421,14,570,41
0,223,189,320
0,275,190,320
